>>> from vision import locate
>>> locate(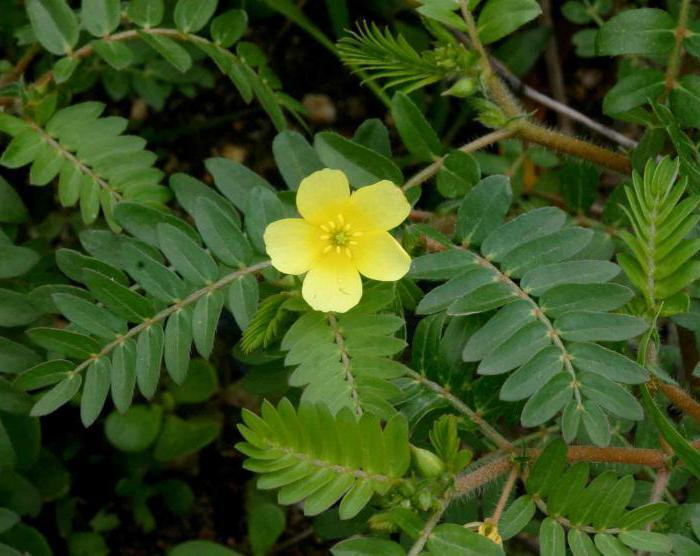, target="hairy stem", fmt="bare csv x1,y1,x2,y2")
69,261,271,378
457,0,631,174
489,465,519,524
402,129,514,191
659,382,700,423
